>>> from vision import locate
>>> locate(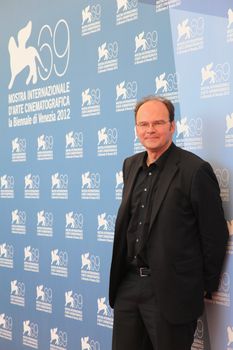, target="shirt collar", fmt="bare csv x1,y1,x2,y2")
142,142,174,170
